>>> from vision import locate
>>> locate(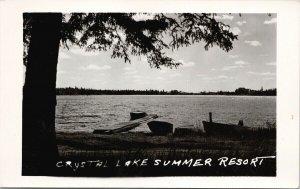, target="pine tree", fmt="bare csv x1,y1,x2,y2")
23,13,237,175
